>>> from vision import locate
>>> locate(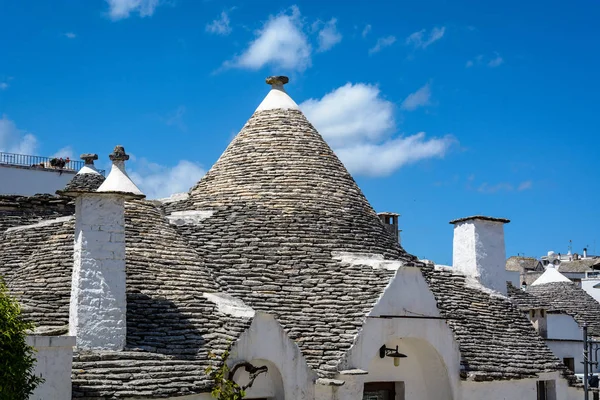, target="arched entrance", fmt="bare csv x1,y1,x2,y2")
363,337,454,400
232,359,285,400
